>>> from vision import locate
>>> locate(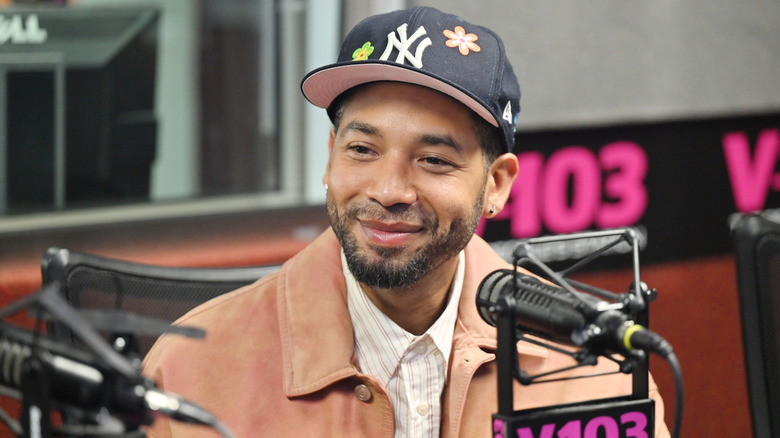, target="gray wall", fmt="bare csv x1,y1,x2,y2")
347,0,780,131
